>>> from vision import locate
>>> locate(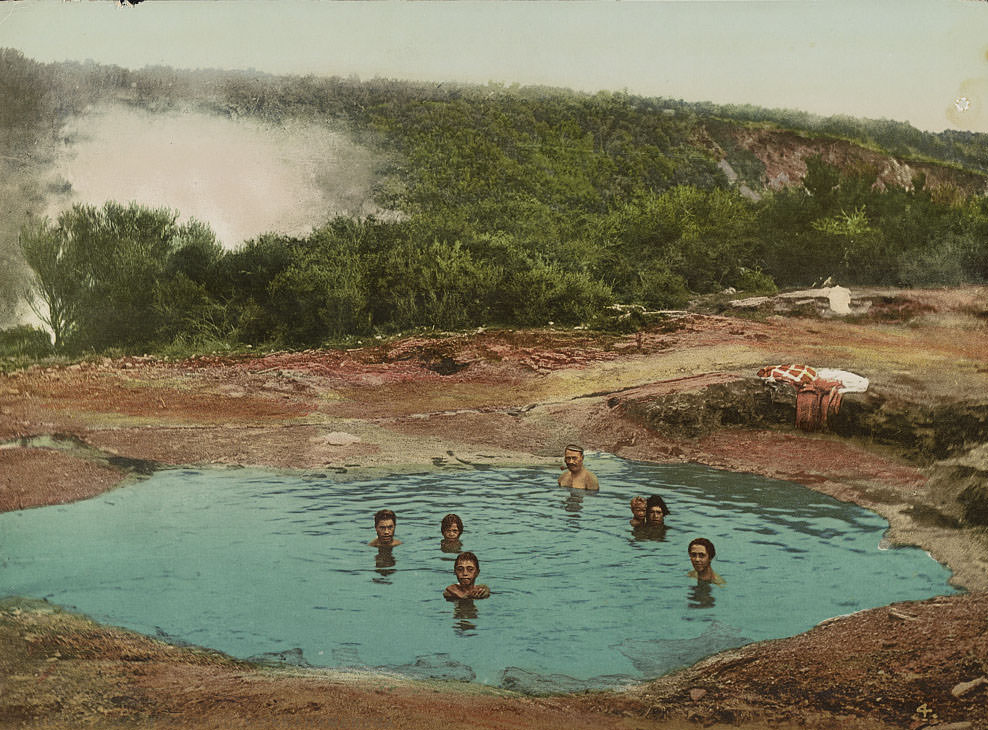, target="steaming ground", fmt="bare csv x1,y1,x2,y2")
48,104,385,249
